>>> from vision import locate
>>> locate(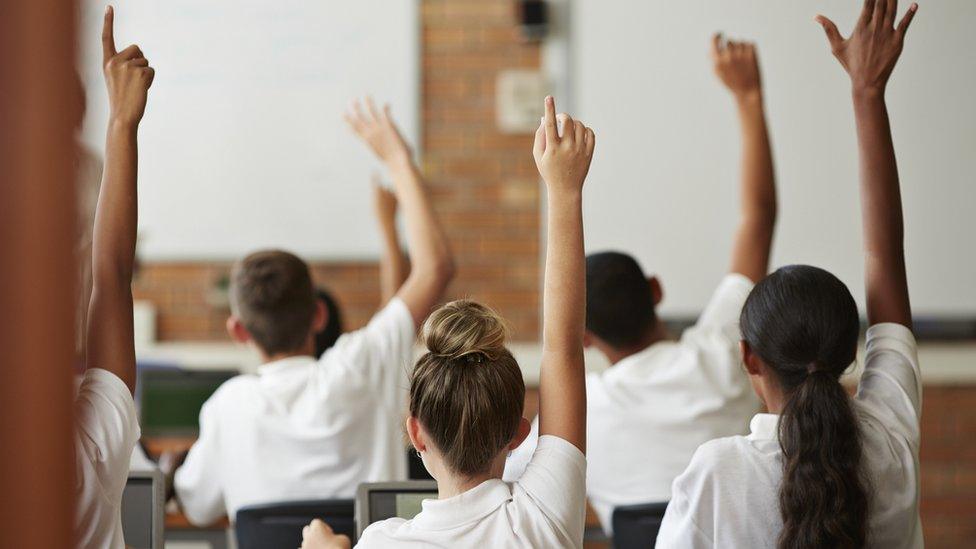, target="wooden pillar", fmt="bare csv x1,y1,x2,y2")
0,0,78,546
